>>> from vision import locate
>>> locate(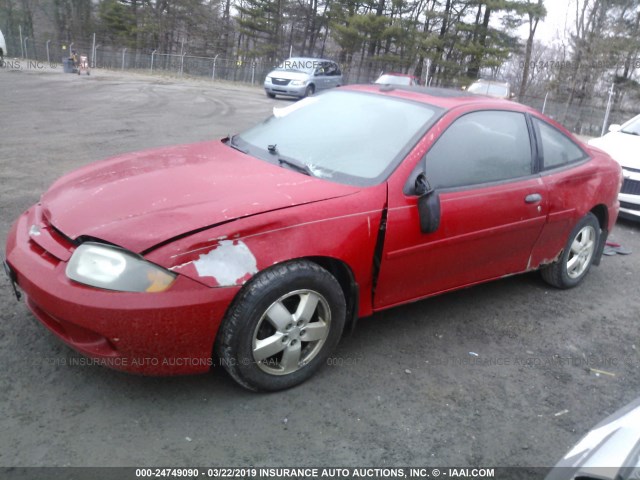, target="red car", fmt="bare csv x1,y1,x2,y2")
3,86,622,391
